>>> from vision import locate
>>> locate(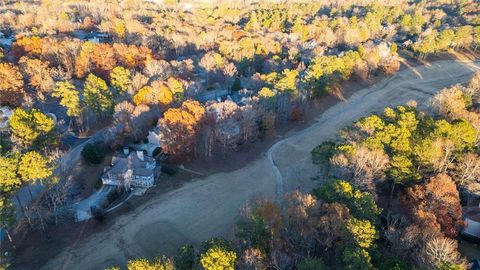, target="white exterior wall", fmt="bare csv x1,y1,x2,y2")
147,131,161,146
131,174,154,187
102,177,122,186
